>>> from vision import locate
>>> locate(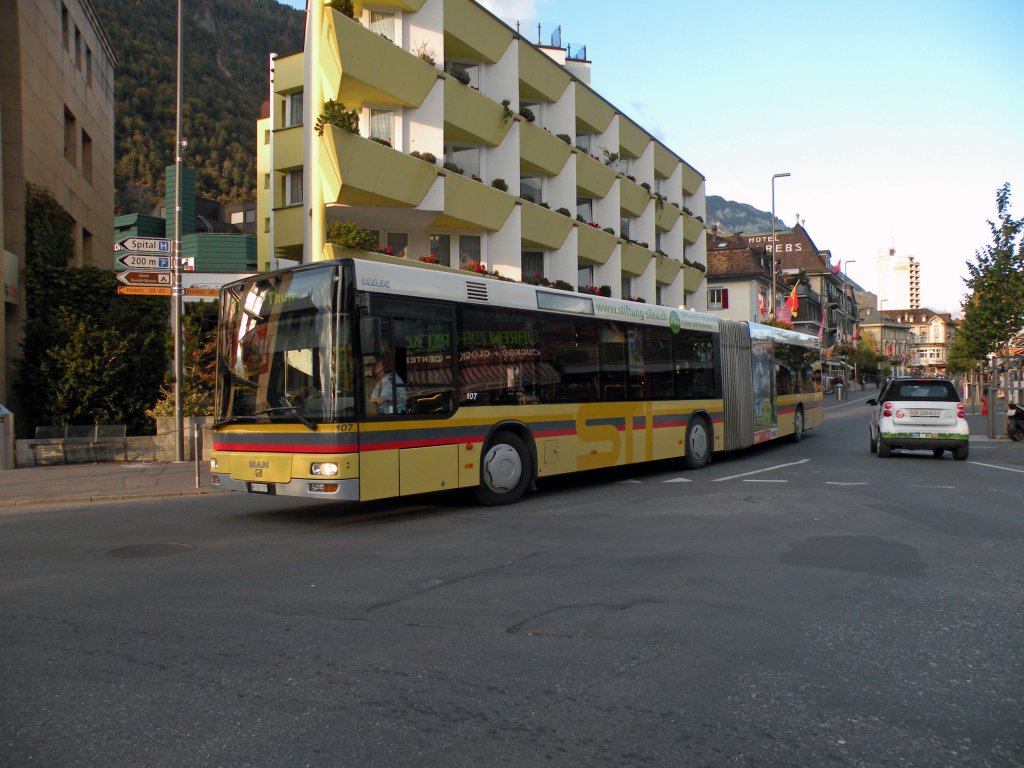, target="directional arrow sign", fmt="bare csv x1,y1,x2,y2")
117,270,172,287
117,253,171,270
115,236,173,253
